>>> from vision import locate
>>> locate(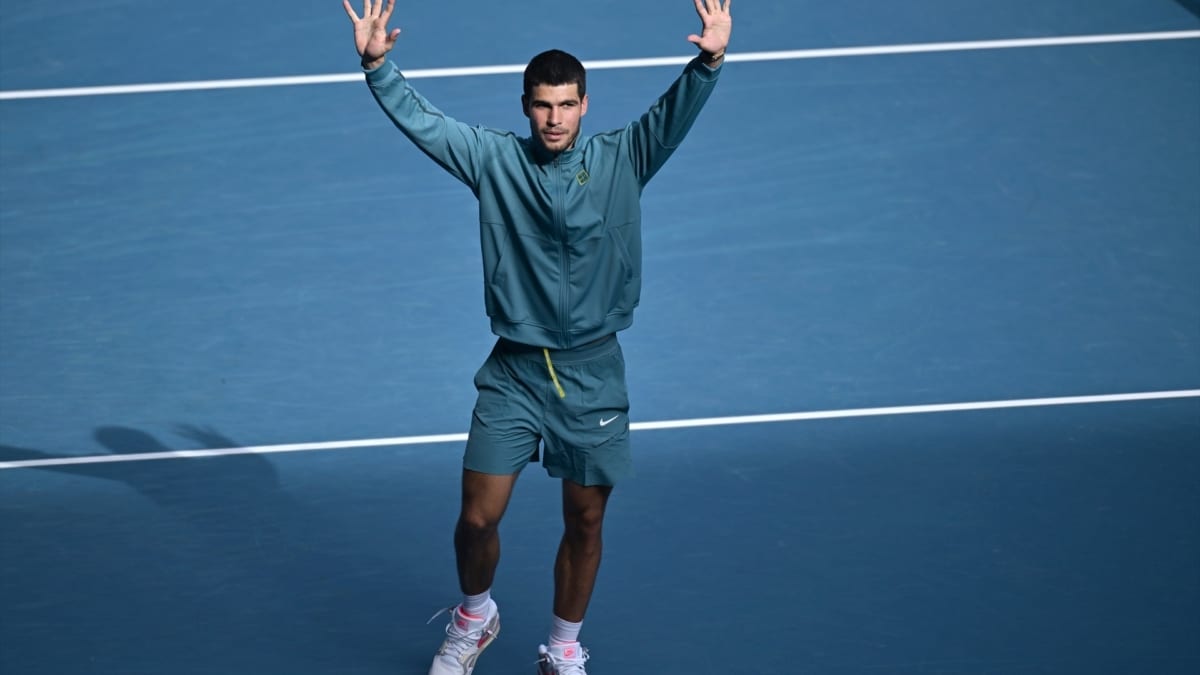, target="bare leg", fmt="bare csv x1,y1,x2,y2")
552,479,613,621
455,468,519,595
